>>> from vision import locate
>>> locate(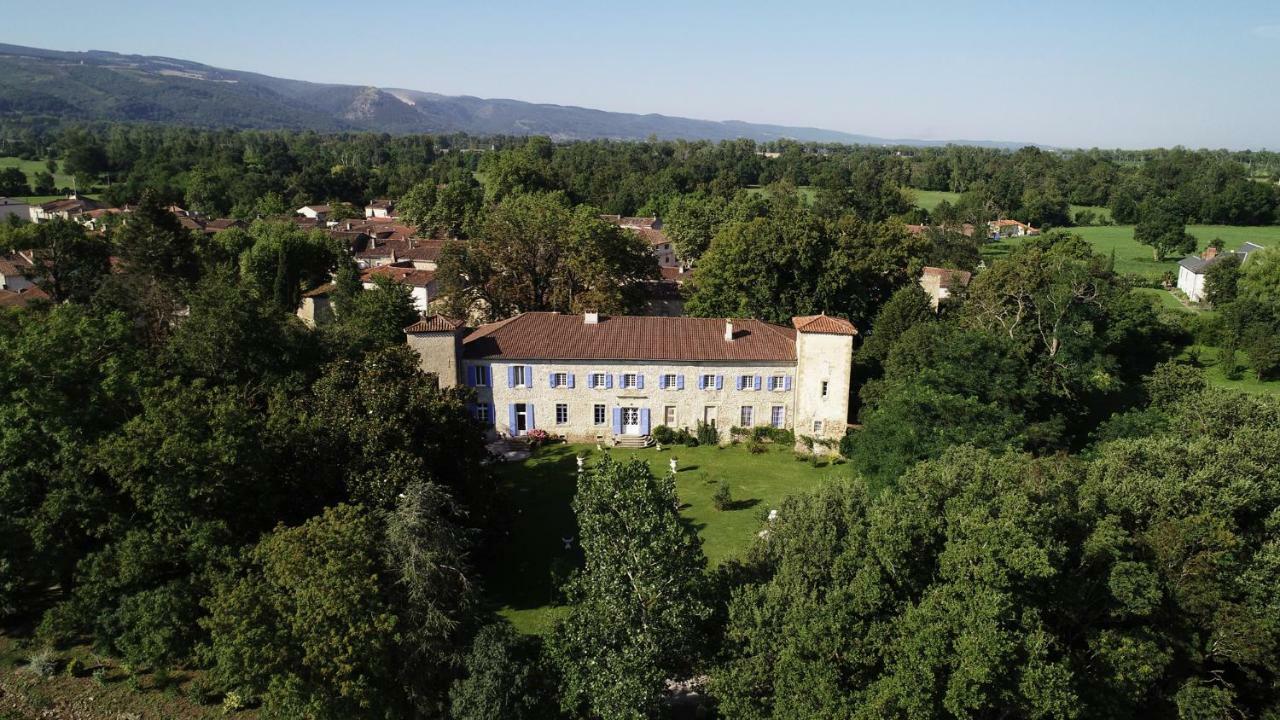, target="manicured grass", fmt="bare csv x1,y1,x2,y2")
1132,287,1201,313
984,225,1280,281
486,441,844,634
910,189,959,212
0,156,75,195
1069,204,1112,224
1180,344,1280,396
